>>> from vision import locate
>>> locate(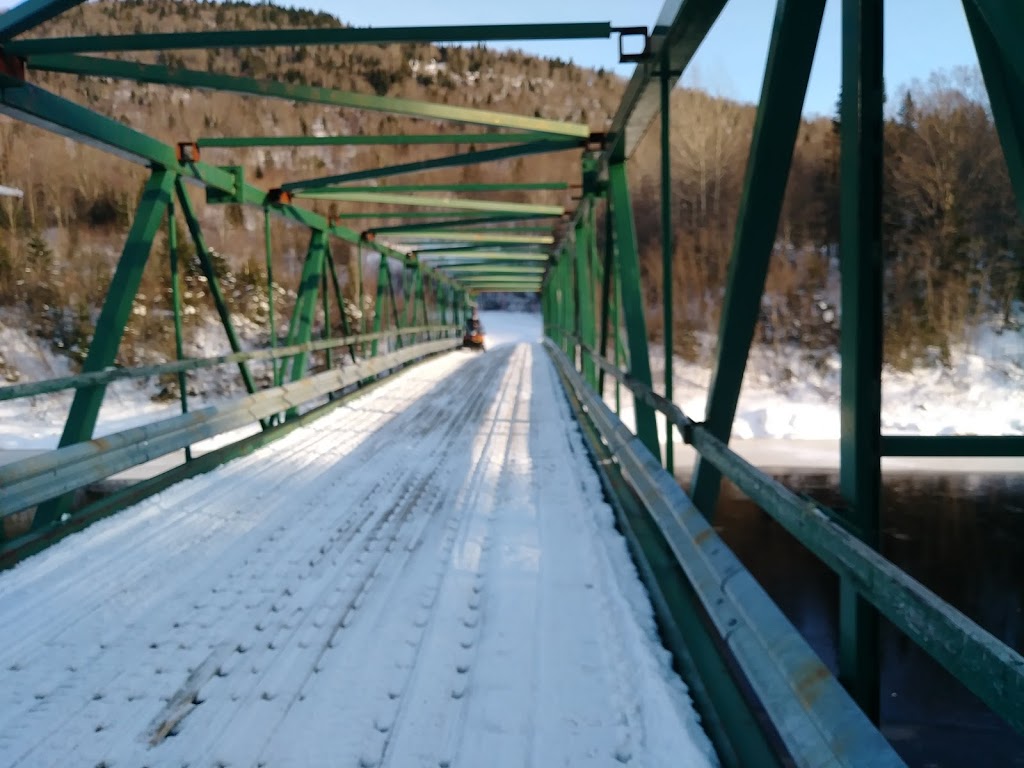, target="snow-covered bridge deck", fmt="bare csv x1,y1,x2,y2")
0,343,714,768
